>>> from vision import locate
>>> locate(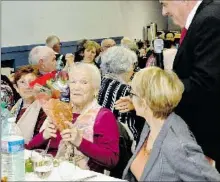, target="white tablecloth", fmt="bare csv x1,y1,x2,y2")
25,167,124,181
25,150,125,181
